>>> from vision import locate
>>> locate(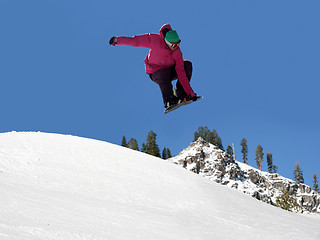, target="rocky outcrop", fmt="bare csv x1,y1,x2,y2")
169,138,320,214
